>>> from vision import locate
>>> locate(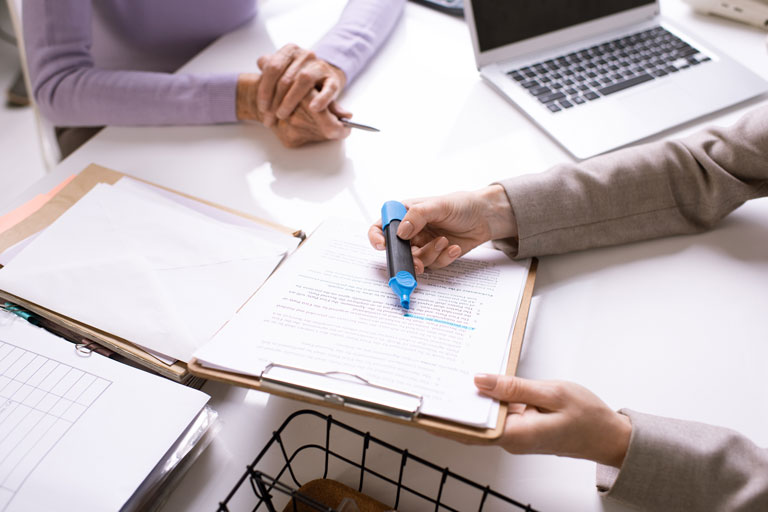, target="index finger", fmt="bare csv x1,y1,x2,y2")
397,199,447,240
307,100,350,139
308,75,342,112
257,45,298,114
